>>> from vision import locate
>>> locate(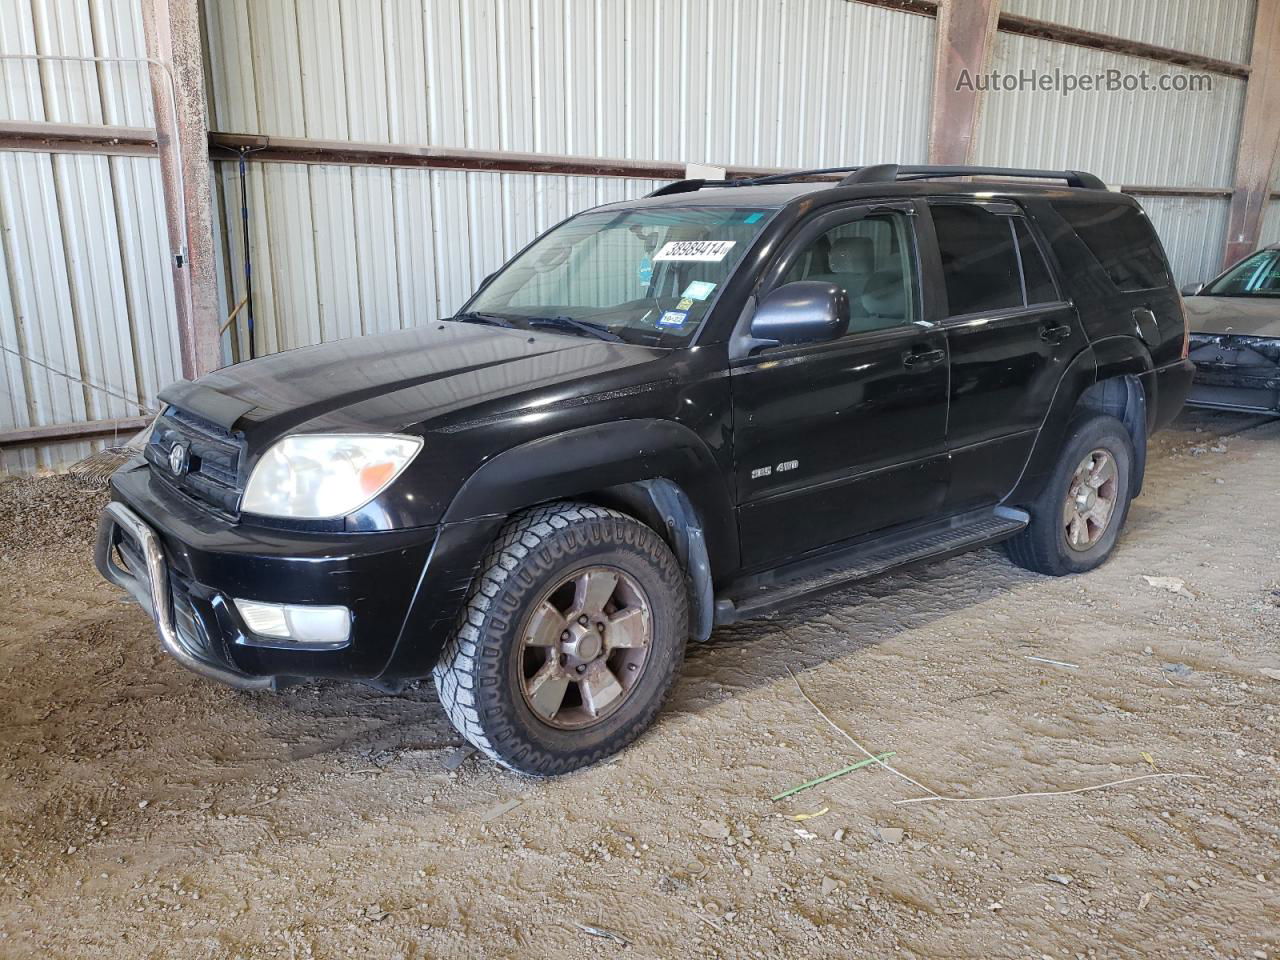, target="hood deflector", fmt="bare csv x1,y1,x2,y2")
157,381,255,430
